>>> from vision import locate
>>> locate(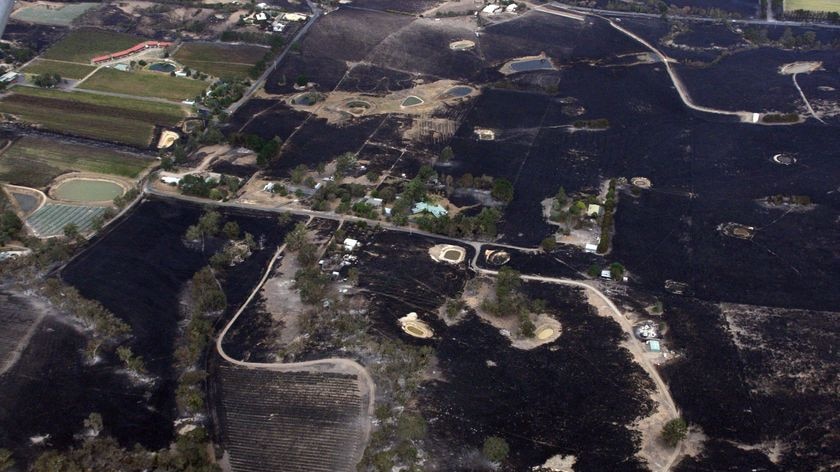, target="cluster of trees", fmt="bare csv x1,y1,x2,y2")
33,73,62,88
201,78,248,115
0,196,22,245
595,180,618,253
762,112,800,123
113,188,140,209
481,267,542,337
765,194,812,206
414,207,502,239
179,174,242,200
573,118,610,129
28,427,219,472
228,133,281,166
221,30,286,49
362,340,435,471
284,223,329,304
783,9,840,24
744,27,831,50
483,436,510,463
0,42,34,64
661,418,688,447
41,279,136,365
